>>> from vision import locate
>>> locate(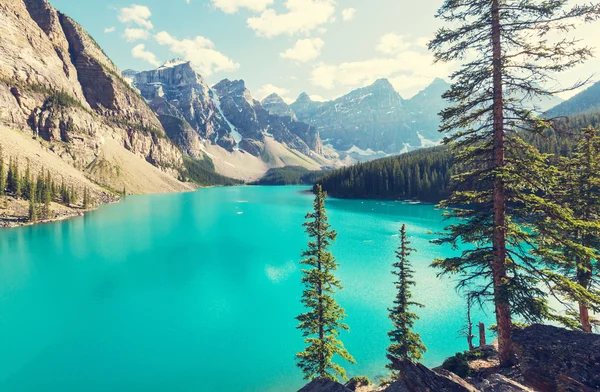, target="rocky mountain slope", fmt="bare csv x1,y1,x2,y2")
291,79,414,155
127,62,330,179
0,0,190,199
